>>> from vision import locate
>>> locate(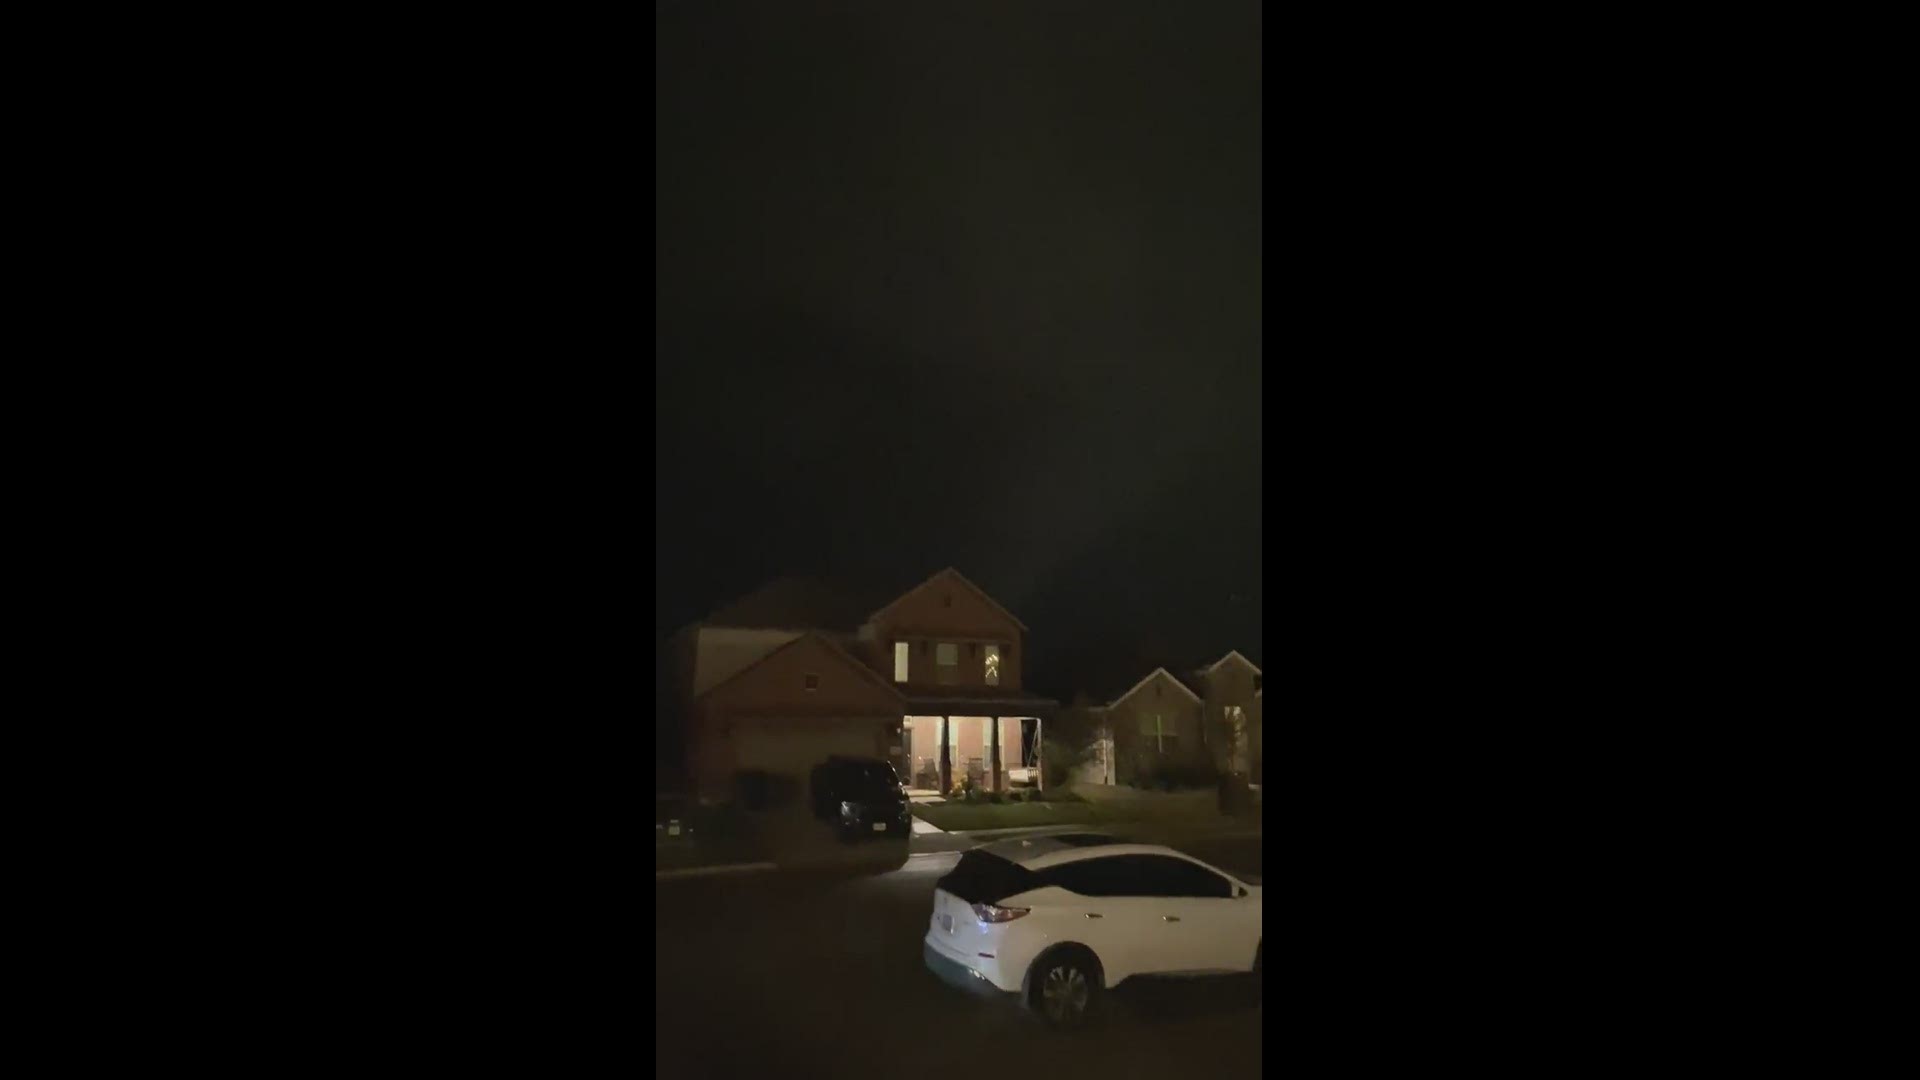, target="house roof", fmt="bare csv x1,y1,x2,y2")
868,567,1029,631
1108,667,1204,709
900,686,1058,712
701,567,1027,636
1197,649,1263,678
695,631,907,703
1059,647,1205,705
